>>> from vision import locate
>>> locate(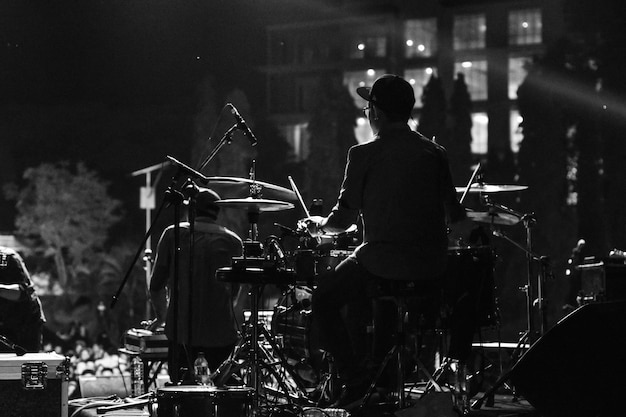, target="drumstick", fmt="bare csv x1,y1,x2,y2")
288,175,310,217
460,162,481,205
